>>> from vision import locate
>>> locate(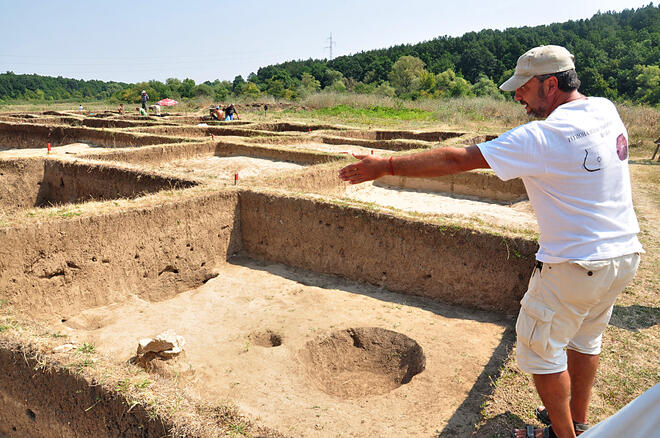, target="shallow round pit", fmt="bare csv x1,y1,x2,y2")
298,327,425,399
248,329,282,347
